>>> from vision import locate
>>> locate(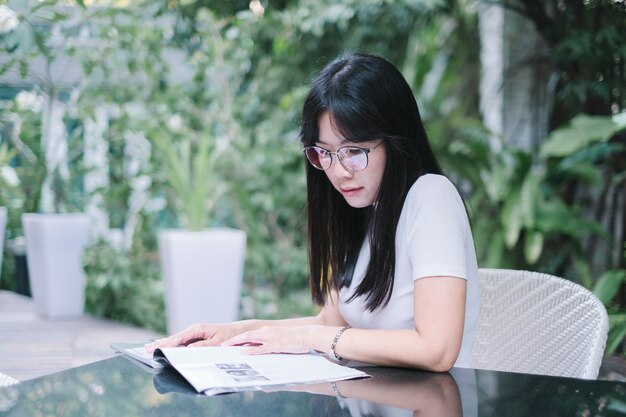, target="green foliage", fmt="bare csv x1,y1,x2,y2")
0,95,45,221
83,239,166,333
540,114,626,158
0,142,19,201
0,93,47,289
3,0,625,358
0,1,90,214
593,245,626,357
0,1,54,75
151,126,224,231
436,111,625,286
225,112,310,303
503,0,626,120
